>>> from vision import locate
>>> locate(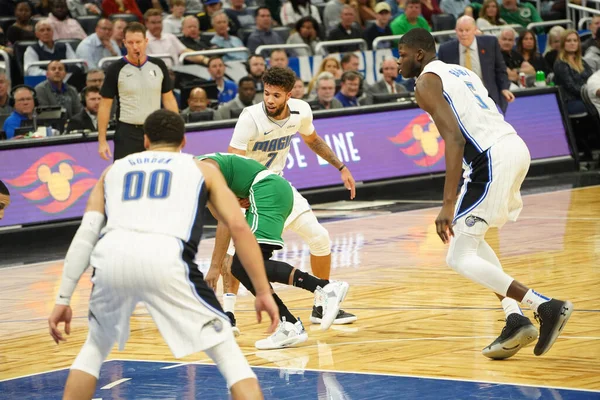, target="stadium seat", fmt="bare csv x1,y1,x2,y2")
432,13,456,32
273,26,291,42
13,40,38,75
200,32,216,43
109,14,139,23
77,15,100,35
0,17,16,33
56,38,82,51
581,84,600,129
